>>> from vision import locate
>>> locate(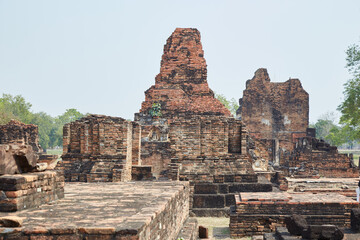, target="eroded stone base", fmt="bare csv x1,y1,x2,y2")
191,176,272,217
230,192,359,237
0,181,191,240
